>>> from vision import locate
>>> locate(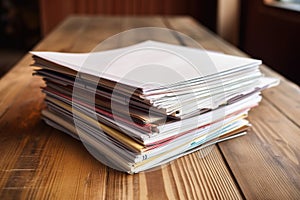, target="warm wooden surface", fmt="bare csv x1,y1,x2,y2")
0,16,299,199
